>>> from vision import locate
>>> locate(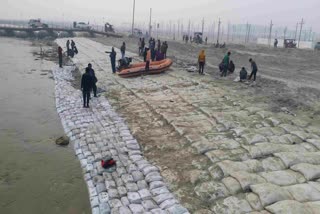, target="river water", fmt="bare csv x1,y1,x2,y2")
0,38,90,214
